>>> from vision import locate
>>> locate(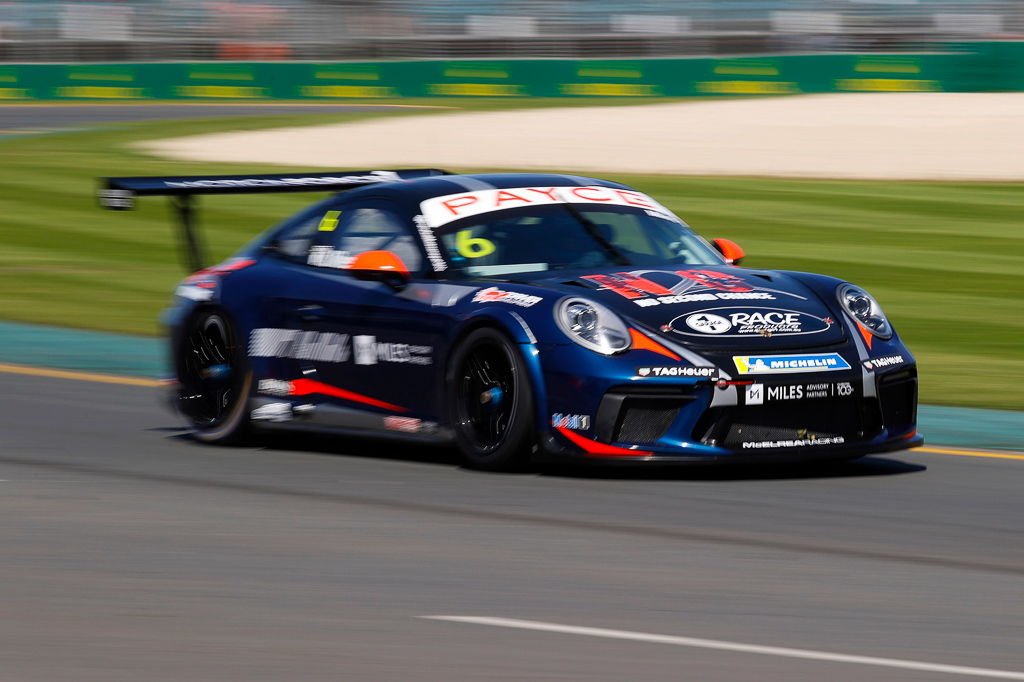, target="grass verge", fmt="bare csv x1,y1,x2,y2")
0,100,1020,410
